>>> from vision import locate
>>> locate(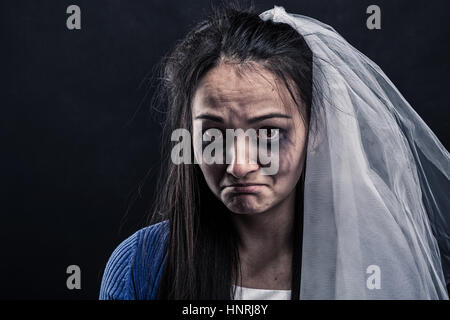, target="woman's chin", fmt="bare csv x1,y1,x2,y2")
224,195,269,214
